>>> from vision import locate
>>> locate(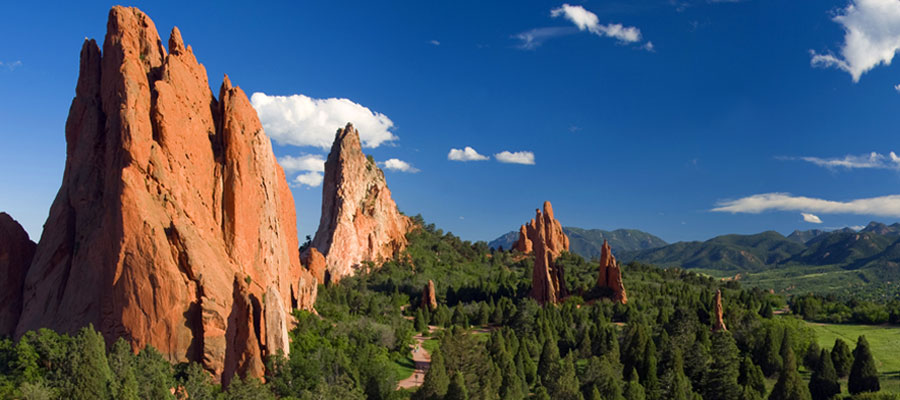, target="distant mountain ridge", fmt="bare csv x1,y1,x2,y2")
489,227,668,258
